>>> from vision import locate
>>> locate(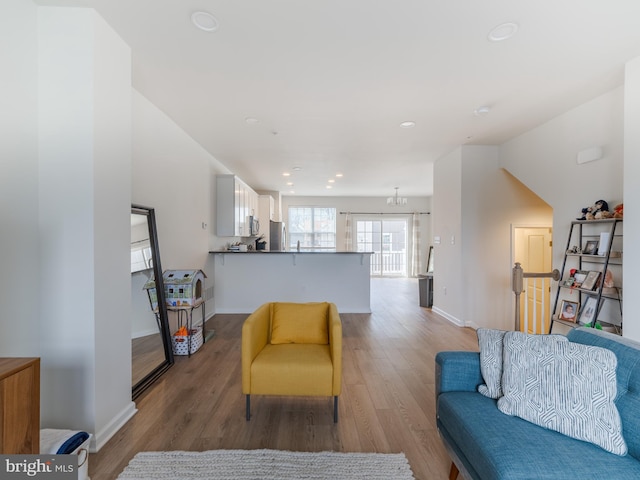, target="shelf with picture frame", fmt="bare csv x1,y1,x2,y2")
550,218,623,334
